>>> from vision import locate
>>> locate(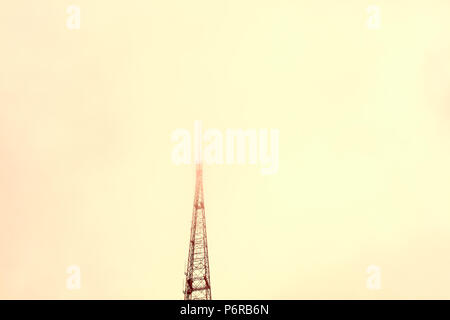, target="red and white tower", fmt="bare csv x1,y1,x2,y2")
183,162,212,300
